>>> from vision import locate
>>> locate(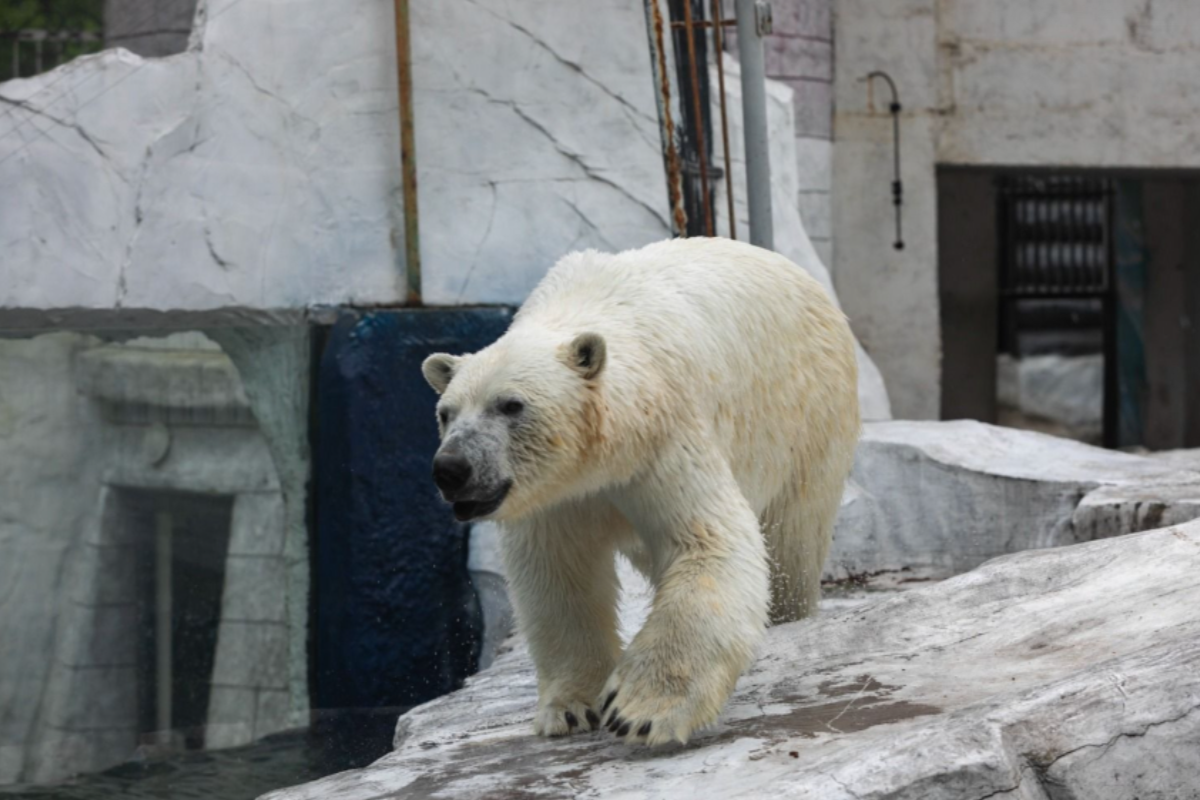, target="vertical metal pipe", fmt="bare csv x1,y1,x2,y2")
680,0,714,236
711,0,736,239
1103,181,1119,448
644,0,688,235
734,0,773,249
155,510,173,739
394,0,421,305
